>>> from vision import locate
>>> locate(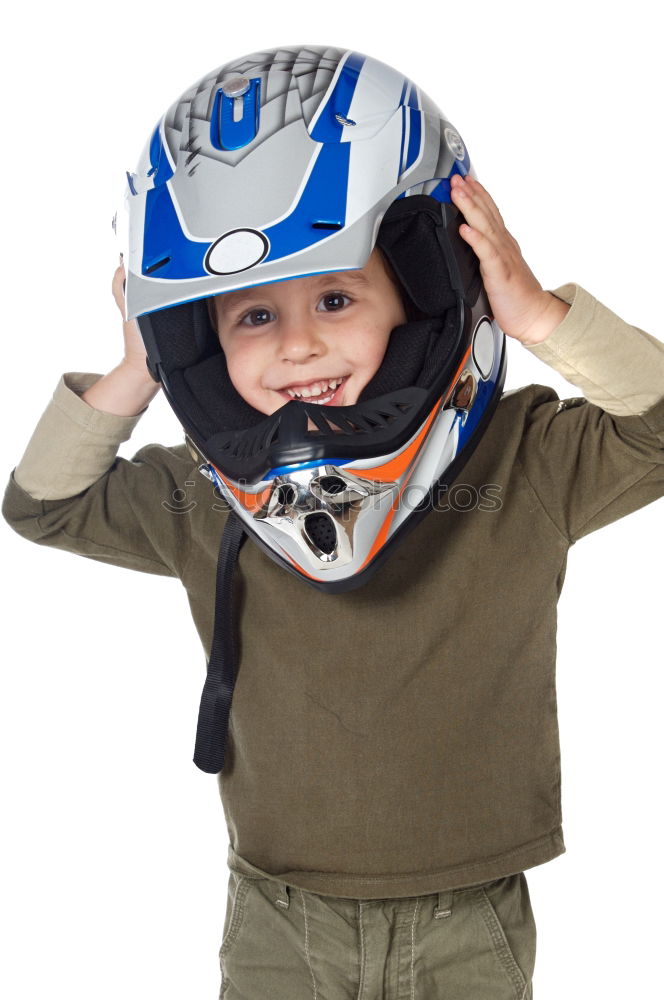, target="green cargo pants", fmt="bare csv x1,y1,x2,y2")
218,866,536,998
